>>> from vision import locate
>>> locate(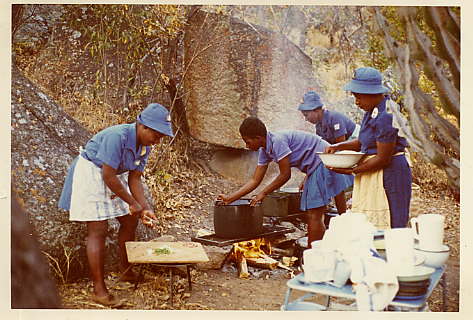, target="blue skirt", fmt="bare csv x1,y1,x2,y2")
300,163,354,211
383,154,412,228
